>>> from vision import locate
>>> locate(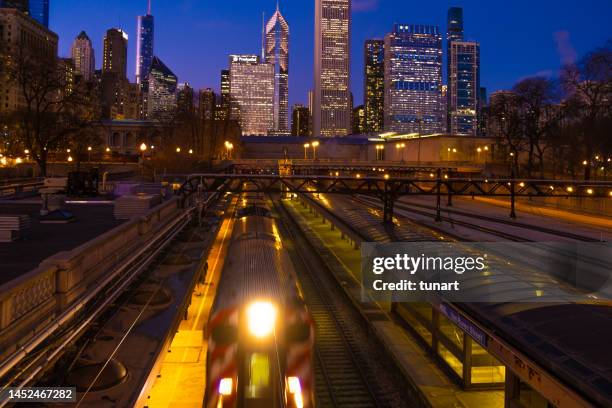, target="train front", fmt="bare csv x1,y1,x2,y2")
205,193,314,408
